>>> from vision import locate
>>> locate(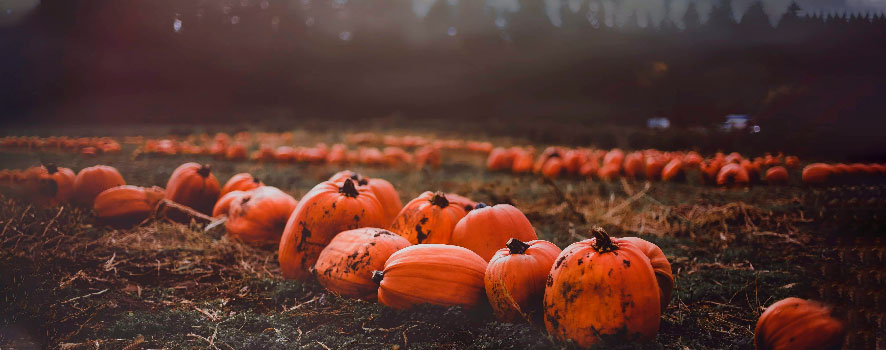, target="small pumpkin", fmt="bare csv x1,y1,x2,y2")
603,149,625,167
27,164,76,206
93,185,165,227
764,166,789,185
754,298,845,350
278,179,386,280
544,228,660,347
225,186,298,244
597,163,620,181
619,237,673,311
623,152,646,180
220,173,263,197
328,171,403,226
213,190,246,217
164,163,220,215
645,156,668,181
541,157,564,179
661,158,683,182
314,228,411,300
485,239,561,322
390,191,467,245
486,147,514,171
511,149,534,174
372,244,487,309
451,203,538,261
802,163,833,185
72,165,126,207
716,163,750,187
